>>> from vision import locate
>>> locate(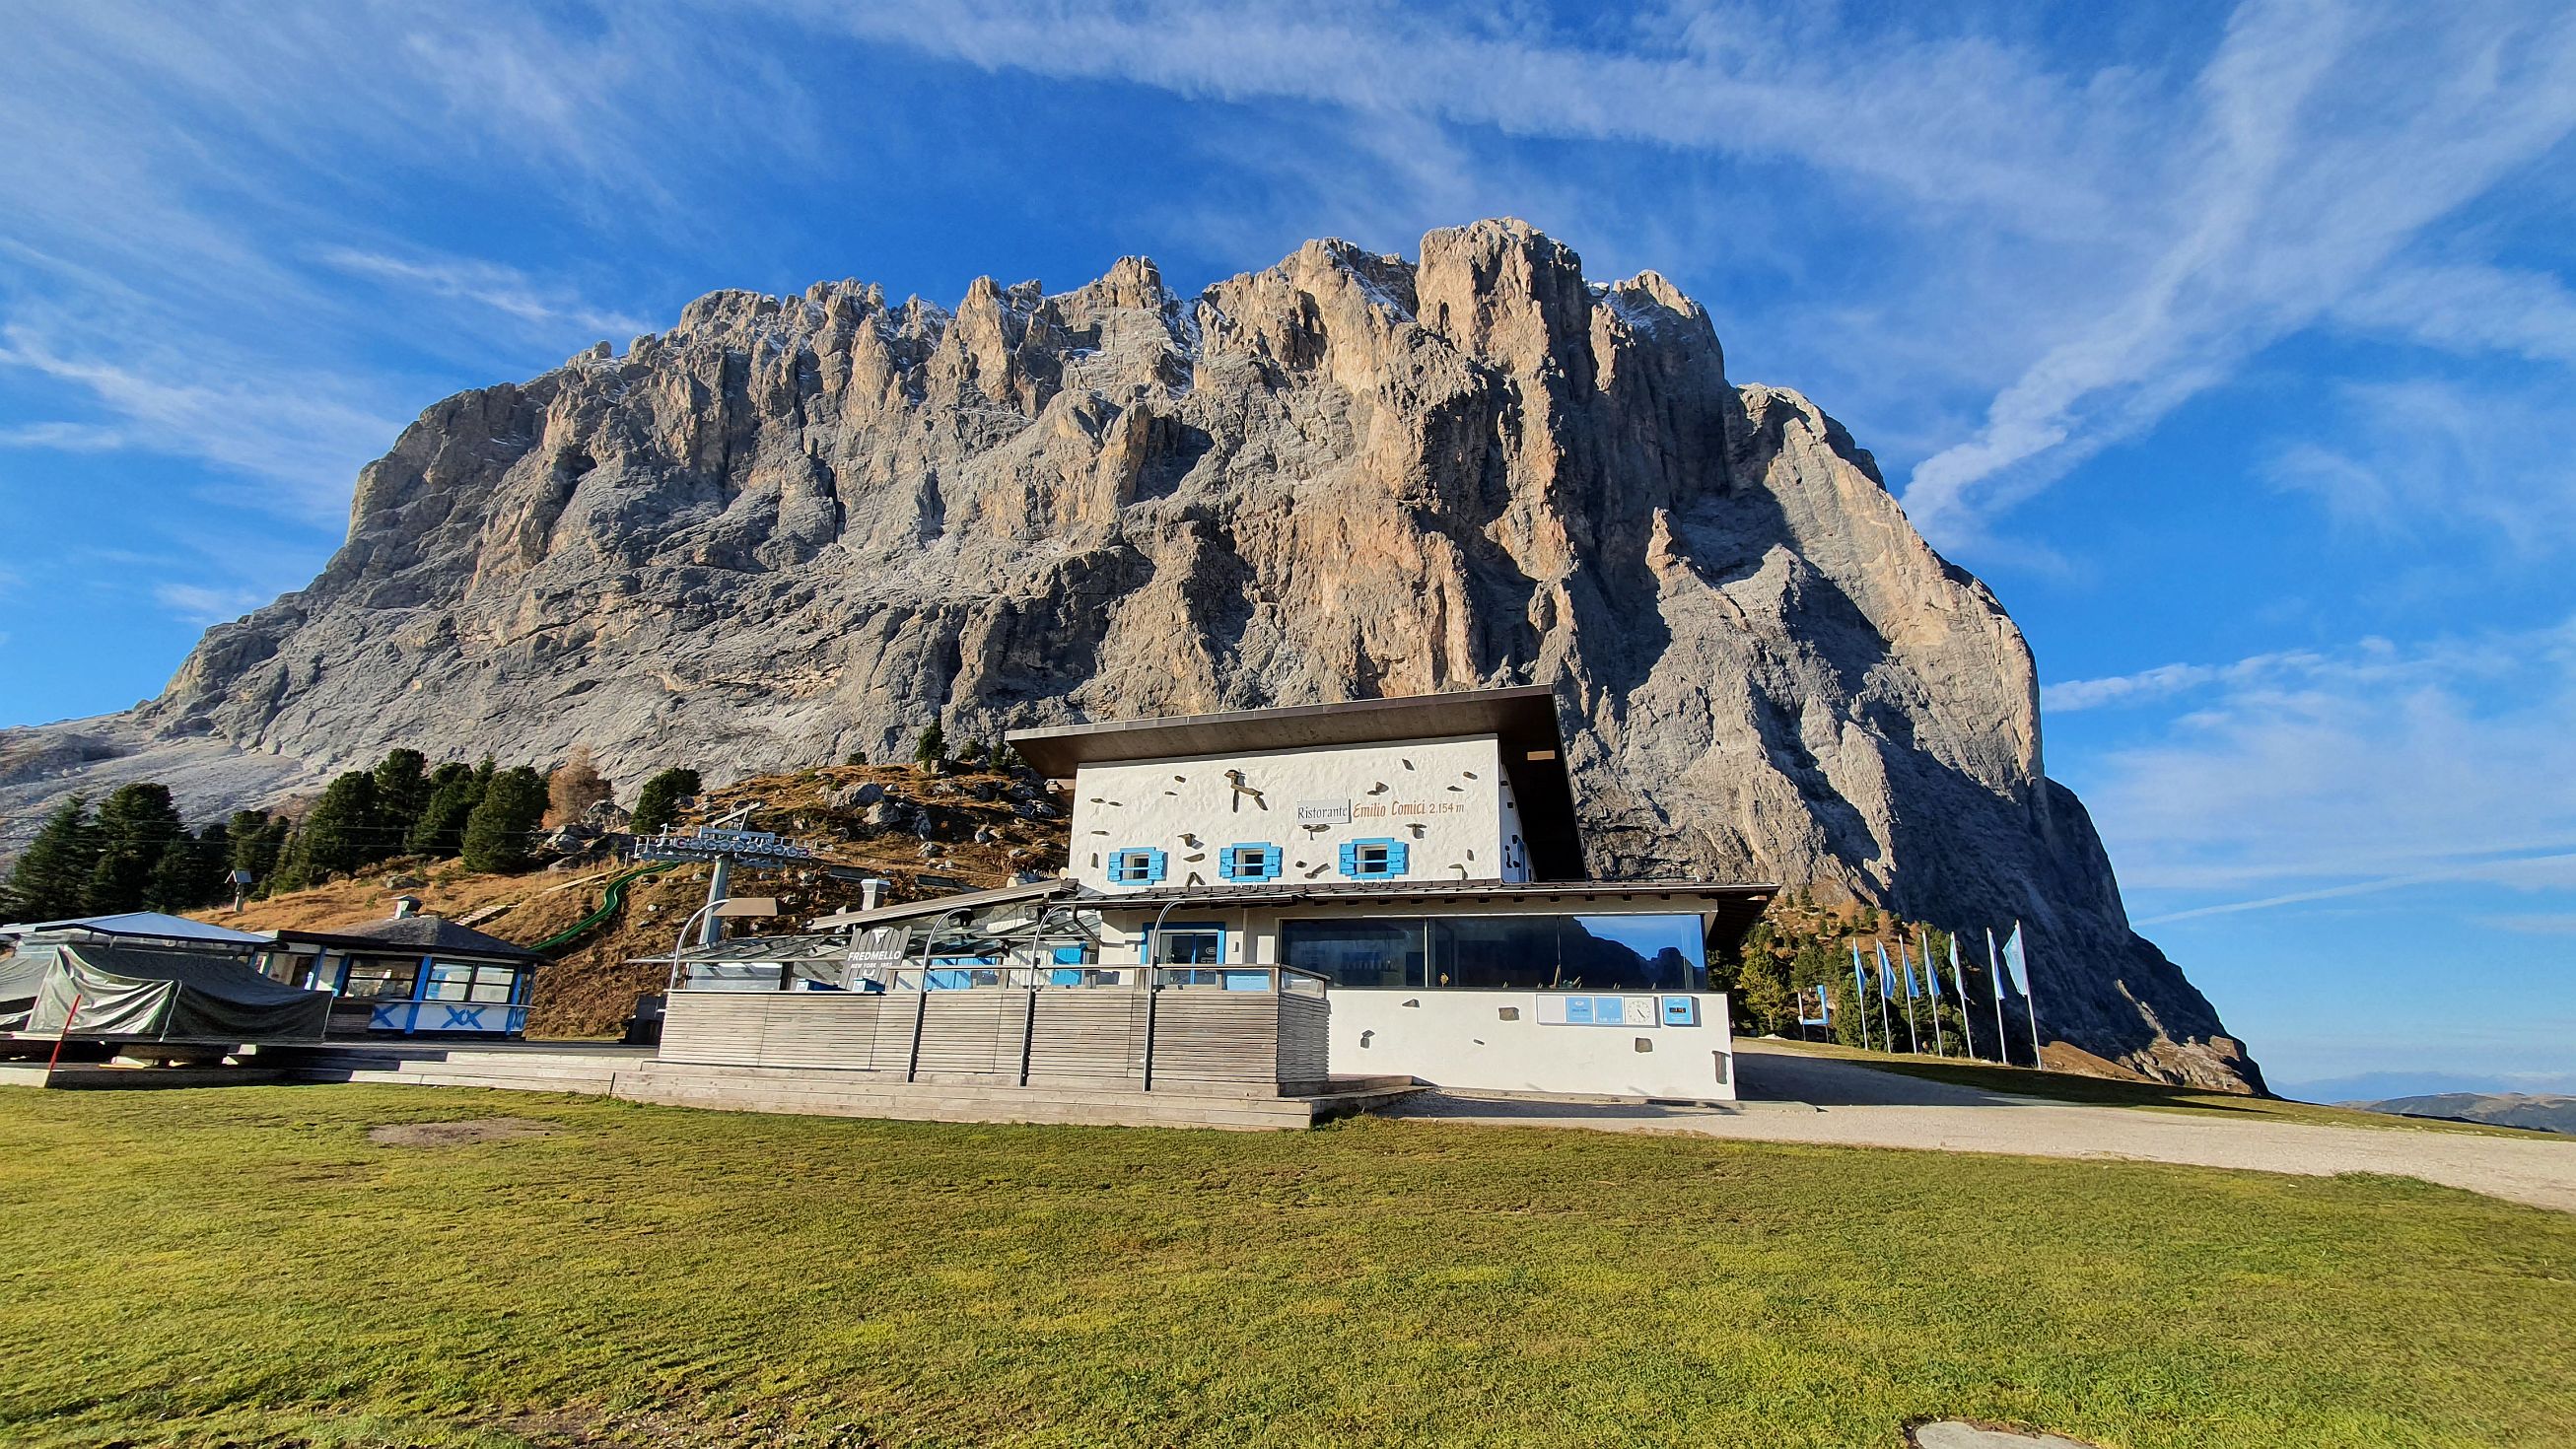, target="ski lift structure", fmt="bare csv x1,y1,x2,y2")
632,804,826,947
